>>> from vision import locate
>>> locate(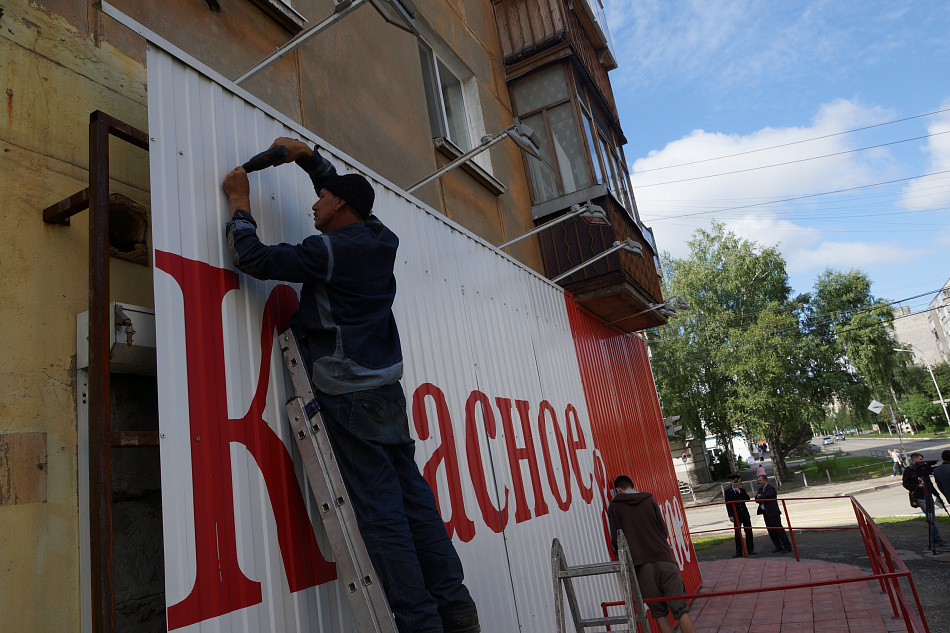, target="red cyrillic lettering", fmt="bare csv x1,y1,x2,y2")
412,383,476,542
564,404,594,503
155,251,336,630
495,397,548,522
464,391,508,533
538,401,571,512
